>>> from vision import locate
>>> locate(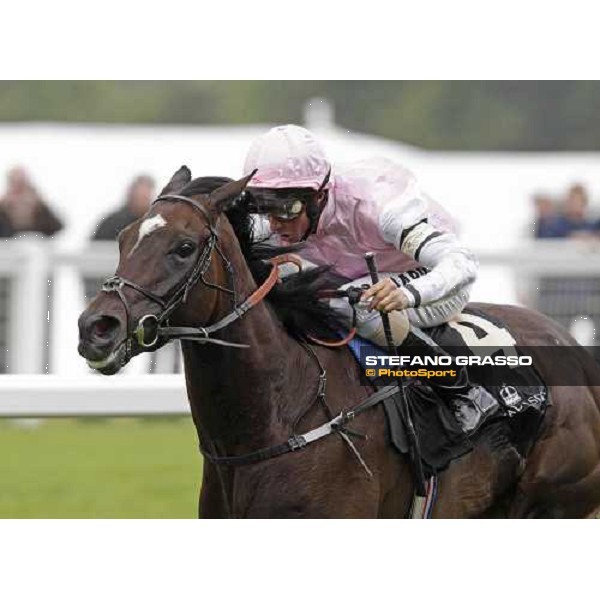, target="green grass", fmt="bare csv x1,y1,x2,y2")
0,418,202,518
